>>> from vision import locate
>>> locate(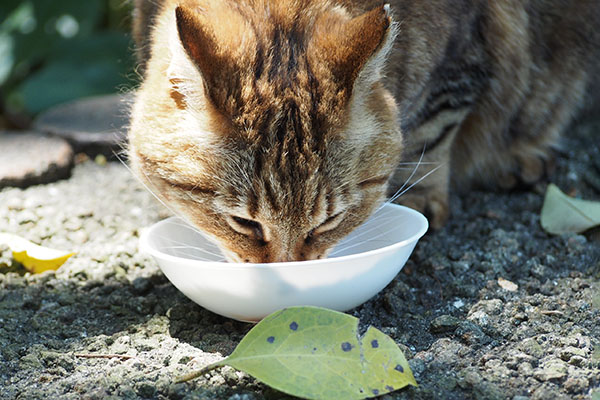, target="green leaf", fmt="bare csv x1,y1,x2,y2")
541,184,600,234
0,33,15,85
15,32,134,113
182,306,417,399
